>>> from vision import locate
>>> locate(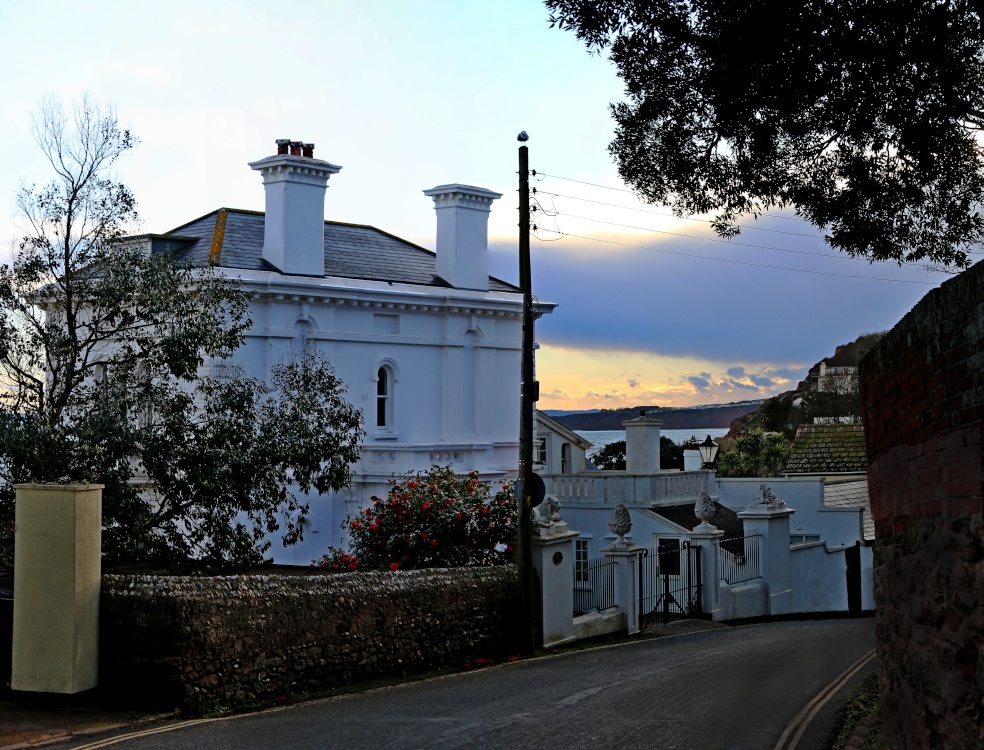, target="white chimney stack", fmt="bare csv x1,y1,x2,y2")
423,184,502,291
249,139,341,277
